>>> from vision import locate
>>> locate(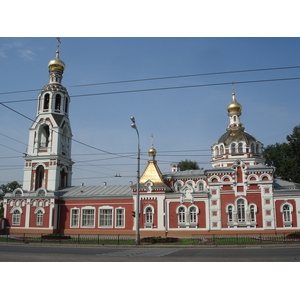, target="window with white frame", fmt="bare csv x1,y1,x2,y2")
228,205,233,222
12,209,21,226
189,206,197,224
71,208,79,227
178,206,186,224
198,182,204,191
145,206,153,224
116,208,124,228
82,208,95,227
231,143,236,154
250,204,256,222
282,204,291,224
99,208,113,227
238,143,243,153
36,209,44,226
237,199,245,222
